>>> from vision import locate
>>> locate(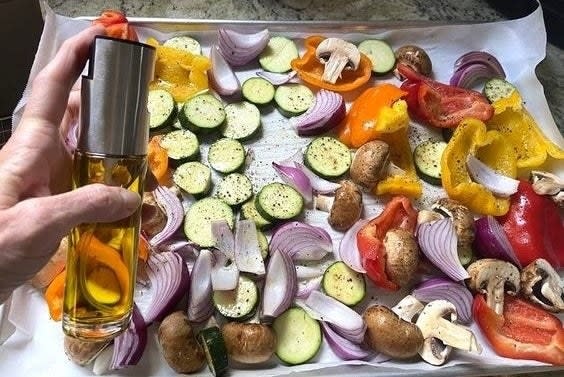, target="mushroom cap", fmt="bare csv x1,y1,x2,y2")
64,336,109,366
222,322,277,364
394,45,433,77
328,180,363,231
521,258,564,313
383,228,420,288
315,37,361,70
350,140,391,189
